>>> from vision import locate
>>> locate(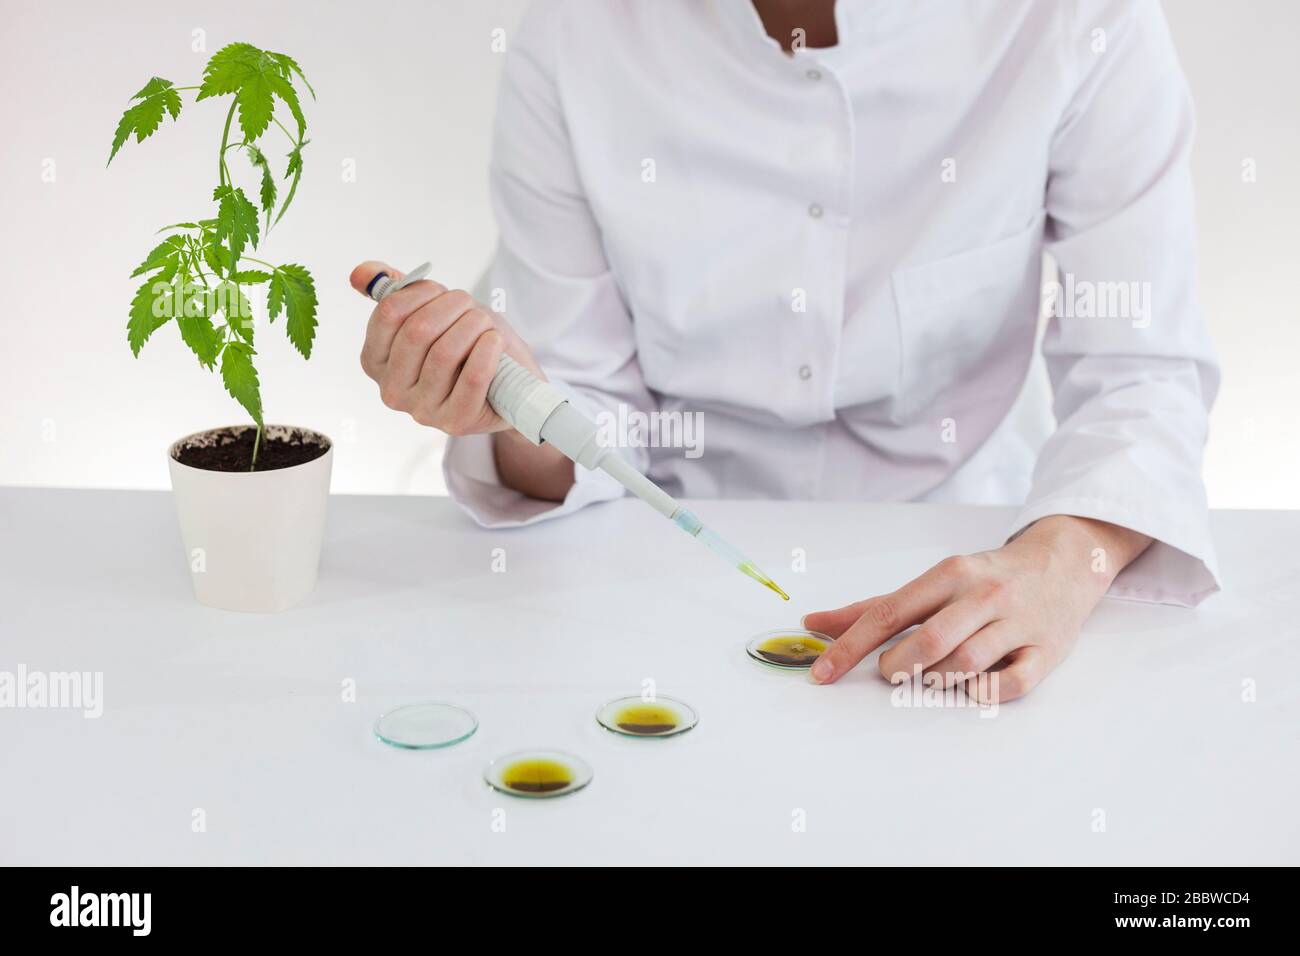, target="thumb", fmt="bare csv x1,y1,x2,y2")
349,260,403,298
